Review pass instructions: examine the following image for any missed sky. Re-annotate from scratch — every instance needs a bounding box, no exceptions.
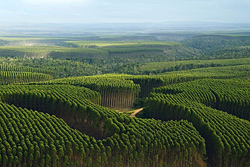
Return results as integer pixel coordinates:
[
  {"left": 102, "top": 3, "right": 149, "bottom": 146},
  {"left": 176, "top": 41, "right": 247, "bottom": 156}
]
[{"left": 0, "top": 0, "right": 250, "bottom": 24}]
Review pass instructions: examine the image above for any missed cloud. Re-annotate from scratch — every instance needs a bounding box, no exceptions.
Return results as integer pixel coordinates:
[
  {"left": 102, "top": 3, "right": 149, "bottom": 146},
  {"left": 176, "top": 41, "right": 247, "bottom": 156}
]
[
  {"left": 0, "top": 10, "right": 13, "bottom": 14},
  {"left": 0, "top": 10, "right": 30, "bottom": 16},
  {"left": 23, "top": 0, "right": 89, "bottom": 5}
]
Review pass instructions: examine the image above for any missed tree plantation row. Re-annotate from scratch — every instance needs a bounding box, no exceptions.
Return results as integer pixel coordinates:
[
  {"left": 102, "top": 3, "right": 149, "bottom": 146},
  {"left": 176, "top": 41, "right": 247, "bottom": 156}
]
[
  {"left": 0, "top": 57, "right": 250, "bottom": 166},
  {"left": 141, "top": 79, "right": 250, "bottom": 166},
  {"left": 0, "top": 85, "right": 206, "bottom": 167}
]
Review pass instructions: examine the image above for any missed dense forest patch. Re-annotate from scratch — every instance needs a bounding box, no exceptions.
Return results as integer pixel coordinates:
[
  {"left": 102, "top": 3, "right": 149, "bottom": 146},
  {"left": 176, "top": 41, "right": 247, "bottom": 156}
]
[{"left": 0, "top": 34, "right": 250, "bottom": 166}]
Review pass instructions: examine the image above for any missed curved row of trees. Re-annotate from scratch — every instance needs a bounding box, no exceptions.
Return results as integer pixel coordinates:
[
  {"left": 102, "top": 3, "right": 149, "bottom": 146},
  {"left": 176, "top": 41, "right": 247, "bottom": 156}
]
[
  {"left": 0, "top": 64, "right": 54, "bottom": 76},
  {"left": 0, "top": 84, "right": 207, "bottom": 166},
  {"left": 1, "top": 61, "right": 250, "bottom": 166},
  {"left": 153, "top": 79, "right": 250, "bottom": 120},
  {"left": 141, "top": 78, "right": 250, "bottom": 167},
  {"left": 0, "top": 71, "right": 54, "bottom": 85},
  {"left": 32, "top": 75, "right": 141, "bottom": 109}
]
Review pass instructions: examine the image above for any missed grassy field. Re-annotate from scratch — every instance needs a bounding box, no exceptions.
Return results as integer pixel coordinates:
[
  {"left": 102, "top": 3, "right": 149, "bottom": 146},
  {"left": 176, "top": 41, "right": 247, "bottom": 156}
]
[
  {"left": 0, "top": 37, "right": 62, "bottom": 41},
  {"left": 65, "top": 40, "right": 181, "bottom": 47},
  {"left": 0, "top": 38, "right": 182, "bottom": 59},
  {"left": 0, "top": 46, "right": 109, "bottom": 58}
]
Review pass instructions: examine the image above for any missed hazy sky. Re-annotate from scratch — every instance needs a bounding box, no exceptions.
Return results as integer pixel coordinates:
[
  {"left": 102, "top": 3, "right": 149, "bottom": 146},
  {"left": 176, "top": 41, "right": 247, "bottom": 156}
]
[{"left": 1, "top": 0, "right": 250, "bottom": 24}]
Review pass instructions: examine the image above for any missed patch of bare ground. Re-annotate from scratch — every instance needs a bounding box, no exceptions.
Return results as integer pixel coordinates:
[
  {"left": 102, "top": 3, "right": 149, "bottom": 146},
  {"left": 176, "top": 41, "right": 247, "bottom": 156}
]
[
  {"left": 130, "top": 108, "right": 143, "bottom": 117},
  {"left": 115, "top": 108, "right": 143, "bottom": 117}
]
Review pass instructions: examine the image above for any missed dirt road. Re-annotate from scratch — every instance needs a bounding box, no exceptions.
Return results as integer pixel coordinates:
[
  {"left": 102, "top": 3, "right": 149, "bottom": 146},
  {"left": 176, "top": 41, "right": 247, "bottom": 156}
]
[{"left": 130, "top": 108, "right": 143, "bottom": 117}]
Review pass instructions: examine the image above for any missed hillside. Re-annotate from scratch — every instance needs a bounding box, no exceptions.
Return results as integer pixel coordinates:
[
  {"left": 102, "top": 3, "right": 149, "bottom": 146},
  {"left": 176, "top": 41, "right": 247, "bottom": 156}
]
[{"left": 0, "top": 34, "right": 250, "bottom": 166}]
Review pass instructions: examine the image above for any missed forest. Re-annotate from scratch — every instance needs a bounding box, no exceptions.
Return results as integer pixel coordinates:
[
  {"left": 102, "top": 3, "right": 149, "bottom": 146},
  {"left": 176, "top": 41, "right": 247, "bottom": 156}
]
[{"left": 0, "top": 33, "right": 249, "bottom": 167}]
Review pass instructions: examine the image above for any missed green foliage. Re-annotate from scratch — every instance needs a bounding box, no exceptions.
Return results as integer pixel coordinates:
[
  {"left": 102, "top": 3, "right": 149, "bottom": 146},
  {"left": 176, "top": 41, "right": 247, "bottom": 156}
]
[
  {"left": 142, "top": 78, "right": 250, "bottom": 166},
  {"left": 0, "top": 71, "right": 53, "bottom": 85},
  {"left": 0, "top": 46, "right": 108, "bottom": 58},
  {"left": 0, "top": 63, "right": 54, "bottom": 75},
  {"left": 210, "top": 46, "right": 250, "bottom": 59},
  {"left": 0, "top": 38, "right": 202, "bottom": 77},
  {"left": 65, "top": 40, "right": 181, "bottom": 48},
  {"left": 0, "top": 83, "right": 206, "bottom": 167},
  {"left": 0, "top": 56, "right": 100, "bottom": 78},
  {"left": 140, "top": 58, "right": 250, "bottom": 74},
  {"left": 1, "top": 34, "right": 250, "bottom": 166},
  {"left": 183, "top": 35, "right": 250, "bottom": 55},
  {"left": 0, "top": 63, "right": 54, "bottom": 85},
  {"left": 30, "top": 74, "right": 141, "bottom": 108}
]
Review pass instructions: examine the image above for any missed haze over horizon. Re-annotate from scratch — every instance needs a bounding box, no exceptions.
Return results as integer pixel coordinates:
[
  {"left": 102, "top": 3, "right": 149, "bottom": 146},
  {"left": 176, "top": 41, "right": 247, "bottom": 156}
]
[{"left": 1, "top": 0, "right": 250, "bottom": 25}]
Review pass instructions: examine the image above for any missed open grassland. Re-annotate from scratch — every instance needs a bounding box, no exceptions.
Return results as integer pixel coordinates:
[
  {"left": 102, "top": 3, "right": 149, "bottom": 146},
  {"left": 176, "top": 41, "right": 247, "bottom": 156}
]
[
  {"left": 0, "top": 46, "right": 108, "bottom": 58},
  {"left": 0, "top": 40, "right": 185, "bottom": 59},
  {"left": 0, "top": 45, "right": 106, "bottom": 53},
  {"left": 0, "top": 37, "right": 65, "bottom": 41},
  {"left": 65, "top": 40, "right": 181, "bottom": 48}
]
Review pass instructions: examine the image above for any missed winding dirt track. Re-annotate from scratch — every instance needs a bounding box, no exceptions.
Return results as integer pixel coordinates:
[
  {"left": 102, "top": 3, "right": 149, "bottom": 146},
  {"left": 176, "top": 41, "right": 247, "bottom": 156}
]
[{"left": 130, "top": 108, "right": 143, "bottom": 117}]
